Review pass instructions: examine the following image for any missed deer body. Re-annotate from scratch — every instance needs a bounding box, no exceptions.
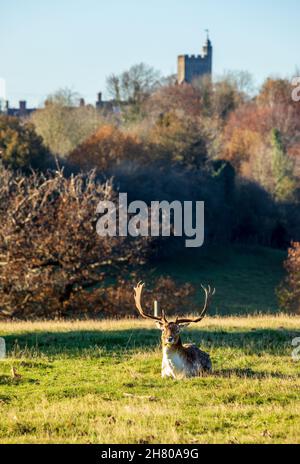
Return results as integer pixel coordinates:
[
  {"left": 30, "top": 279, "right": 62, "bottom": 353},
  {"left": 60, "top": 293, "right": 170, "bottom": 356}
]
[
  {"left": 162, "top": 342, "right": 212, "bottom": 379},
  {"left": 133, "top": 282, "right": 215, "bottom": 379}
]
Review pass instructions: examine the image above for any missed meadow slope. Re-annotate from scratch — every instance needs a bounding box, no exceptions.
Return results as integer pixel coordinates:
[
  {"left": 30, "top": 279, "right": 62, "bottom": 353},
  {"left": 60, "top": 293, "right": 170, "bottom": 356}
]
[
  {"left": 0, "top": 316, "right": 299, "bottom": 444},
  {"left": 153, "top": 245, "right": 286, "bottom": 314}
]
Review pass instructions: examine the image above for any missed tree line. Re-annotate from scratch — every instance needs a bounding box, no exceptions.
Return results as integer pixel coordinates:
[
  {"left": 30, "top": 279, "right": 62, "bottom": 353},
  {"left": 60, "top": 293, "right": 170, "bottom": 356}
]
[{"left": 0, "top": 64, "right": 299, "bottom": 316}]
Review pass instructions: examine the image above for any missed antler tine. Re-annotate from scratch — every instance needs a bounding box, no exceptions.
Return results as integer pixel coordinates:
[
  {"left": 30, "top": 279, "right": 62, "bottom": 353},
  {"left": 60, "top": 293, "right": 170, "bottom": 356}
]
[
  {"left": 175, "top": 284, "right": 215, "bottom": 324},
  {"left": 161, "top": 309, "right": 168, "bottom": 323},
  {"left": 133, "top": 281, "right": 165, "bottom": 322}
]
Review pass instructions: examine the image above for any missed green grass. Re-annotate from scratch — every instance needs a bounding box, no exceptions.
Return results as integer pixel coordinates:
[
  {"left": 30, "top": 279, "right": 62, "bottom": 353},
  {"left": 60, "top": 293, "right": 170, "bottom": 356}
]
[
  {"left": 149, "top": 245, "right": 286, "bottom": 314},
  {"left": 0, "top": 316, "right": 299, "bottom": 444}
]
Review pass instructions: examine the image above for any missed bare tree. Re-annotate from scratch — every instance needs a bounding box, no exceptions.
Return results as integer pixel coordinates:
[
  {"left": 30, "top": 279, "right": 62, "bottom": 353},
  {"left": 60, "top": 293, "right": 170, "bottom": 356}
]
[{"left": 106, "top": 63, "right": 161, "bottom": 107}]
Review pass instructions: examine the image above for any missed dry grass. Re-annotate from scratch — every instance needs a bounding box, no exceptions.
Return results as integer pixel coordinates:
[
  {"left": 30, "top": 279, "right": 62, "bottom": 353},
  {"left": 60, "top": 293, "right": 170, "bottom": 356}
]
[
  {"left": 0, "top": 315, "right": 299, "bottom": 444},
  {"left": 1, "top": 313, "right": 298, "bottom": 332}
]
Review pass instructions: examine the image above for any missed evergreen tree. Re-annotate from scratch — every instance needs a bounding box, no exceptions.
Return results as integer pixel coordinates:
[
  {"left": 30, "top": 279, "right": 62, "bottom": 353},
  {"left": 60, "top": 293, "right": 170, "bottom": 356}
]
[{"left": 271, "top": 128, "right": 296, "bottom": 202}]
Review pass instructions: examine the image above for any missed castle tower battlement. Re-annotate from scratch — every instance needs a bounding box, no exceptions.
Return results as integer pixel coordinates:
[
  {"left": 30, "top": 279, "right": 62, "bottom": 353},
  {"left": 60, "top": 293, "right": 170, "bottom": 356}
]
[{"left": 178, "top": 36, "right": 212, "bottom": 84}]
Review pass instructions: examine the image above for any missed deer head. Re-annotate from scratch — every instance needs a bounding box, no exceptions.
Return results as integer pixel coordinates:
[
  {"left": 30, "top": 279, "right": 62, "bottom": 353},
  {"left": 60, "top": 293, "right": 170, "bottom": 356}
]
[{"left": 133, "top": 281, "right": 215, "bottom": 346}]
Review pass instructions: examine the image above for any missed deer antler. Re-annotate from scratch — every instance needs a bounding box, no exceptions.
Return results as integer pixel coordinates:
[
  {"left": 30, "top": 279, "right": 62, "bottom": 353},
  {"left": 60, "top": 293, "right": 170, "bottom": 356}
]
[
  {"left": 134, "top": 281, "right": 167, "bottom": 322},
  {"left": 175, "top": 285, "right": 215, "bottom": 324}
]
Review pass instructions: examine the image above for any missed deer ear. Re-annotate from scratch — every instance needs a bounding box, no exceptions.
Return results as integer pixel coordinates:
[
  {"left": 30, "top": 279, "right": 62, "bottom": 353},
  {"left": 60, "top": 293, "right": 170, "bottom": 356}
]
[{"left": 155, "top": 321, "right": 164, "bottom": 330}]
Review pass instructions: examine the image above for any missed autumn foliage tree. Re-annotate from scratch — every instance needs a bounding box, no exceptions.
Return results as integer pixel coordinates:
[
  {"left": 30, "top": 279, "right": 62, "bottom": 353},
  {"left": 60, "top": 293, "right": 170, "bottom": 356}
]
[
  {"left": 0, "top": 168, "right": 150, "bottom": 318},
  {"left": 0, "top": 115, "right": 47, "bottom": 170},
  {"left": 146, "top": 112, "right": 208, "bottom": 168},
  {"left": 257, "top": 78, "right": 292, "bottom": 108},
  {"left": 31, "top": 89, "right": 104, "bottom": 158},
  {"left": 277, "top": 242, "right": 300, "bottom": 313},
  {"left": 68, "top": 125, "right": 149, "bottom": 172},
  {"left": 223, "top": 87, "right": 299, "bottom": 202},
  {"left": 146, "top": 83, "right": 202, "bottom": 118}
]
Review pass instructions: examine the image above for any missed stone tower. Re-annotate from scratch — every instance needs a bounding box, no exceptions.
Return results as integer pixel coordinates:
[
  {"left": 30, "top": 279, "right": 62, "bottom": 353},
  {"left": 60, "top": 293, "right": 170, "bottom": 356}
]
[{"left": 177, "top": 35, "right": 212, "bottom": 84}]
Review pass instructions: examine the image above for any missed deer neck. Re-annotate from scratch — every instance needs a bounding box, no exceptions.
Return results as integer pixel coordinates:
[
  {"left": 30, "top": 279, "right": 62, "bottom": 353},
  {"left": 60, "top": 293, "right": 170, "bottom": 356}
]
[
  {"left": 162, "top": 337, "right": 187, "bottom": 377},
  {"left": 162, "top": 336, "right": 183, "bottom": 354}
]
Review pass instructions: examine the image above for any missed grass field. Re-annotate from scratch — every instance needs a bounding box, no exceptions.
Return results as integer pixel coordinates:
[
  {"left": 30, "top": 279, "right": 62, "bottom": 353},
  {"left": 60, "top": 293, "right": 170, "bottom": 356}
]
[
  {"left": 0, "top": 316, "right": 300, "bottom": 444},
  {"left": 151, "top": 245, "right": 286, "bottom": 314}
]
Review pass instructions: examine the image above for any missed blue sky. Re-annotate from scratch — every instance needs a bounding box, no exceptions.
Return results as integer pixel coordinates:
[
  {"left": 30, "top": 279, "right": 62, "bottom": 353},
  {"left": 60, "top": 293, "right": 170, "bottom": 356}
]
[{"left": 1, "top": 0, "right": 300, "bottom": 107}]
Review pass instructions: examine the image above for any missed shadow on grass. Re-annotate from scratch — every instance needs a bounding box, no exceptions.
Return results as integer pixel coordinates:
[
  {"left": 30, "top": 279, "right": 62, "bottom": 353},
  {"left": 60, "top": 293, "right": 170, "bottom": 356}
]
[
  {"left": 2, "top": 327, "right": 299, "bottom": 357},
  {"left": 213, "top": 368, "right": 298, "bottom": 379},
  {"left": 0, "top": 375, "right": 13, "bottom": 385}
]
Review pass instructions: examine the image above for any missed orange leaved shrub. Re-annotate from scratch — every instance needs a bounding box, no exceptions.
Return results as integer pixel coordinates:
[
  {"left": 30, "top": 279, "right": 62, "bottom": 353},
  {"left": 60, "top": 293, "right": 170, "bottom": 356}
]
[{"left": 68, "top": 124, "right": 148, "bottom": 172}]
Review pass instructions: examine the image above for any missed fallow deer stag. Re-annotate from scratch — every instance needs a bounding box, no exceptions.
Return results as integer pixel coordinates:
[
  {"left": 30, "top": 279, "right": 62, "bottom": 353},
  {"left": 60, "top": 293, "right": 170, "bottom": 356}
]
[{"left": 133, "top": 282, "right": 215, "bottom": 379}]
